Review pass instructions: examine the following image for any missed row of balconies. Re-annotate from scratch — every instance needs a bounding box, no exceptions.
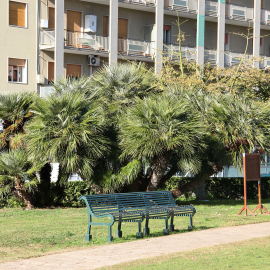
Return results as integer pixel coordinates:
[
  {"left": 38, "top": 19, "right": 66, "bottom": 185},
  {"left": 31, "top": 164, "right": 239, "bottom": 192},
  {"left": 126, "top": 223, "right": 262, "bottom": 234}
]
[
  {"left": 40, "top": 29, "right": 270, "bottom": 69},
  {"left": 121, "top": 0, "right": 270, "bottom": 24}
]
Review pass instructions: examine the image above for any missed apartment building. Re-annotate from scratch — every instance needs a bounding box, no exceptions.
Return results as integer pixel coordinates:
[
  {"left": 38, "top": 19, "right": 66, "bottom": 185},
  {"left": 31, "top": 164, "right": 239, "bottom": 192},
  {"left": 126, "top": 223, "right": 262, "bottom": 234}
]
[{"left": 2, "top": 0, "right": 270, "bottom": 96}]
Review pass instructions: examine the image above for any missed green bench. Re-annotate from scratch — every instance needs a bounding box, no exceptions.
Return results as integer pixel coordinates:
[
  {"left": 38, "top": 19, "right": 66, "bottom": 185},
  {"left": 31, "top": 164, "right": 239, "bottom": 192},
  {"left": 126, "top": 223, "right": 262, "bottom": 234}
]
[{"left": 79, "top": 191, "right": 196, "bottom": 242}]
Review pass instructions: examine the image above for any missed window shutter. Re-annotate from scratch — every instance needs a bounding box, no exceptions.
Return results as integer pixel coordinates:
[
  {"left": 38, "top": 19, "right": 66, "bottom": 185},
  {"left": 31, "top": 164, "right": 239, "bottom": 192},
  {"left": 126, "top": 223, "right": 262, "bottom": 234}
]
[
  {"left": 118, "top": 18, "right": 128, "bottom": 38},
  {"left": 163, "top": 25, "right": 171, "bottom": 31},
  {"left": 66, "top": 64, "right": 81, "bottom": 78},
  {"left": 103, "top": 16, "right": 108, "bottom": 36},
  {"left": 48, "top": 62, "right": 54, "bottom": 82},
  {"left": 9, "top": 1, "right": 26, "bottom": 27},
  {"left": 67, "top": 10, "right": 82, "bottom": 32},
  {"left": 9, "top": 58, "right": 26, "bottom": 67},
  {"left": 49, "top": 7, "right": 55, "bottom": 29},
  {"left": 225, "top": 33, "right": 228, "bottom": 44}
]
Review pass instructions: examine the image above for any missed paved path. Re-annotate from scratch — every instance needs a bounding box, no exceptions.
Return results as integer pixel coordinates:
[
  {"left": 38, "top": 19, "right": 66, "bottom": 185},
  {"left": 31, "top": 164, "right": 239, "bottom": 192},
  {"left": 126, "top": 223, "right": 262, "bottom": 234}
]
[{"left": 1, "top": 222, "right": 270, "bottom": 270}]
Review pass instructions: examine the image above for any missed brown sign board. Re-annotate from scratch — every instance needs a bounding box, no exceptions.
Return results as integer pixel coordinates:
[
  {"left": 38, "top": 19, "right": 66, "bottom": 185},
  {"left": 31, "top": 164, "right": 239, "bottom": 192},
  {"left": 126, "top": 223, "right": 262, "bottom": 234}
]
[{"left": 243, "top": 153, "right": 261, "bottom": 181}]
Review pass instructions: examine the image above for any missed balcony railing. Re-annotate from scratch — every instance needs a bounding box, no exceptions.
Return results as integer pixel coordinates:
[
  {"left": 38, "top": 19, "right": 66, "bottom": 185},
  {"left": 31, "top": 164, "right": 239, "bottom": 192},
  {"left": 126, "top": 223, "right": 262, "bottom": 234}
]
[
  {"left": 164, "top": 0, "right": 197, "bottom": 13},
  {"left": 224, "top": 52, "right": 253, "bottom": 67},
  {"left": 204, "top": 49, "right": 217, "bottom": 65},
  {"left": 163, "top": 44, "right": 196, "bottom": 61},
  {"left": 120, "top": 0, "right": 156, "bottom": 5},
  {"left": 226, "top": 4, "right": 253, "bottom": 22},
  {"left": 40, "top": 30, "right": 55, "bottom": 47},
  {"left": 261, "top": 9, "right": 270, "bottom": 25},
  {"left": 205, "top": 1, "right": 218, "bottom": 17},
  {"left": 65, "top": 31, "right": 109, "bottom": 51}
]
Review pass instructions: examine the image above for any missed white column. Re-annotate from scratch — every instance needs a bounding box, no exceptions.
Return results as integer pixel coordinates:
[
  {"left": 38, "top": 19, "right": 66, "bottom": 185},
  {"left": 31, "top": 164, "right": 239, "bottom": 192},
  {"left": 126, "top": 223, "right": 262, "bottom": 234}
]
[
  {"left": 109, "top": 0, "right": 118, "bottom": 65},
  {"left": 197, "top": 0, "right": 205, "bottom": 67},
  {"left": 155, "top": 0, "right": 164, "bottom": 74},
  {"left": 217, "top": 0, "right": 225, "bottom": 68},
  {"left": 55, "top": 0, "right": 64, "bottom": 80},
  {"left": 253, "top": 0, "right": 261, "bottom": 68}
]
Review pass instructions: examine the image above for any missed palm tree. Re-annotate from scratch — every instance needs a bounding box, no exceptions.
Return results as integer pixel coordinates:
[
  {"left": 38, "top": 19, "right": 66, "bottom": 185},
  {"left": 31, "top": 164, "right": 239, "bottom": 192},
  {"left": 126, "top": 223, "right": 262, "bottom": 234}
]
[
  {"left": 119, "top": 89, "right": 207, "bottom": 191},
  {"left": 25, "top": 91, "right": 109, "bottom": 184},
  {"left": 0, "top": 149, "right": 38, "bottom": 209},
  {"left": 171, "top": 93, "right": 270, "bottom": 197},
  {"left": 0, "top": 92, "right": 35, "bottom": 150}
]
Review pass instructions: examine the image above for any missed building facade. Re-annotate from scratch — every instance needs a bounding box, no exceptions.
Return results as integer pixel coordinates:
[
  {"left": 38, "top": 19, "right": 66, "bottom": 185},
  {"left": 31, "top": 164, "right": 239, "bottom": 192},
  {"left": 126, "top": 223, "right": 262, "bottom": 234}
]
[{"left": 2, "top": 0, "right": 270, "bottom": 95}]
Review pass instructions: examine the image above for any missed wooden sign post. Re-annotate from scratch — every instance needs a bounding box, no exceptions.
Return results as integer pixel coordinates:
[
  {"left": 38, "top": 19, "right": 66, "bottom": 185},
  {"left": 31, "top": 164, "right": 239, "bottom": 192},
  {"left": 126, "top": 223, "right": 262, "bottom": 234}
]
[{"left": 238, "top": 153, "right": 269, "bottom": 216}]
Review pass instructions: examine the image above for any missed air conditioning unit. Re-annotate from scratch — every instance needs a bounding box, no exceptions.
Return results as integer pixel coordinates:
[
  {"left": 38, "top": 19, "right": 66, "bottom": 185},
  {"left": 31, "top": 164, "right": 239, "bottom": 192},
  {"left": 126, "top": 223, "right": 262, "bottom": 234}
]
[
  {"left": 88, "top": 55, "right": 100, "bottom": 66},
  {"left": 37, "top": 74, "right": 45, "bottom": 84},
  {"left": 85, "top": 15, "right": 97, "bottom": 32}
]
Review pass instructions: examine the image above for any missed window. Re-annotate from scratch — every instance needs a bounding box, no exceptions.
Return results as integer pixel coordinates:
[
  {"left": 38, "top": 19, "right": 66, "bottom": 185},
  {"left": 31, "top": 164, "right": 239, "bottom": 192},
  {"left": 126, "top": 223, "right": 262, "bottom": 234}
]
[
  {"left": 163, "top": 25, "right": 171, "bottom": 44},
  {"left": 225, "top": 33, "right": 229, "bottom": 51},
  {"left": 8, "top": 58, "right": 27, "bottom": 83},
  {"left": 9, "top": 1, "right": 27, "bottom": 27},
  {"left": 66, "top": 64, "right": 81, "bottom": 80}
]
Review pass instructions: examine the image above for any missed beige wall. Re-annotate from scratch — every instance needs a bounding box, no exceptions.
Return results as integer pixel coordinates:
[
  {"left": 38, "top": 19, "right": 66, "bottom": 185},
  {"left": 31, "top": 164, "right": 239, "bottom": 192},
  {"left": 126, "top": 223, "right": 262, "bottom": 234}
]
[{"left": 0, "top": 0, "right": 37, "bottom": 93}]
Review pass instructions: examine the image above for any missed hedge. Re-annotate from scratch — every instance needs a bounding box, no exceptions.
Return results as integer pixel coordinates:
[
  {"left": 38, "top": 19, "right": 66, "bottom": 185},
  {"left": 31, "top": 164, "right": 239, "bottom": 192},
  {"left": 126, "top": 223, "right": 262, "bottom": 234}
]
[{"left": 1, "top": 177, "right": 270, "bottom": 208}]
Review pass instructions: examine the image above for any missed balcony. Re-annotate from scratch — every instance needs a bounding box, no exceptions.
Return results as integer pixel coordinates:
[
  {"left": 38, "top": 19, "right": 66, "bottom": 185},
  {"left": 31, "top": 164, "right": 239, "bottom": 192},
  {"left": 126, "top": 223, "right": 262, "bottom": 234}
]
[
  {"left": 226, "top": 4, "right": 253, "bottom": 22},
  {"left": 204, "top": 49, "right": 217, "bottom": 65},
  {"left": 205, "top": 1, "right": 218, "bottom": 17},
  {"left": 224, "top": 52, "right": 253, "bottom": 67},
  {"left": 120, "top": 0, "right": 156, "bottom": 6},
  {"left": 163, "top": 44, "right": 196, "bottom": 62},
  {"left": 261, "top": 9, "right": 270, "bottom": 25},
  {"left": 164, "top": 0, "right": 197, "bottom": 13},
  {"left": 40, "top": 30, "right": 154, "bottom": 59}
]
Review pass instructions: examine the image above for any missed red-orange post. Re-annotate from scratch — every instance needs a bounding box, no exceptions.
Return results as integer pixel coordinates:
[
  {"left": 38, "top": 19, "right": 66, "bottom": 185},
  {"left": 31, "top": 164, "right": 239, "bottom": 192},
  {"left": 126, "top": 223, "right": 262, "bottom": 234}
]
[
  {"left": 237, "top": 153, "right": 255, "bottom": 216},
  {"left": 252, "top": 180, "right": 270, "bottom": 215}
]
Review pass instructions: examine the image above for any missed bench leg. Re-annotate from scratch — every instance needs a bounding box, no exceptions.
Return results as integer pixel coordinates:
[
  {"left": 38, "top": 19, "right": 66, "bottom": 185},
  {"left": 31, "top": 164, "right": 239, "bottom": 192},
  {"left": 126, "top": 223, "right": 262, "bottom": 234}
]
[
  {"left": 107, "top": 225, "right": 113, "bottom": 242},
  {"left": 188, "top": 215, "right": 193, "bottom": 230},
  {"left": 116, "top": 221, "right": 123, "bottom": 238},
  {"left": 144, "top": 218, "right": 150, "bottom": 236},
  {"left": 169, "top": 216, "right": 175, "bottom": 231},
  {"left": 85, "top": 217, "right": 92, "bottom": 242},
  {"left": 136, "top": 221, "right": 143, "bottom": 238},
  {"left": 163, "top": 218, "right": 170, "bottom": 235}
]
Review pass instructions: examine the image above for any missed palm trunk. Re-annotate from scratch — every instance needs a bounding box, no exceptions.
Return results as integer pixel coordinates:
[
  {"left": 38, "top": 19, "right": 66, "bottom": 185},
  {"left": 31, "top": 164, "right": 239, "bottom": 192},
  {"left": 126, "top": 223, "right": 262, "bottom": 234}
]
[
  {"left": 147, "top": 152, "right": 171, "bottom": 191},
  {"left": 14, "top": 178, "right": 34, "bottom": 209}
]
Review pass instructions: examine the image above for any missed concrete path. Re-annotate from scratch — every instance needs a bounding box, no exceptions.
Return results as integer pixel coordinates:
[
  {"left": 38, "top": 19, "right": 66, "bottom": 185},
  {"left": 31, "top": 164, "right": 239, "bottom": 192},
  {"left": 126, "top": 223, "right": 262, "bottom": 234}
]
[{"left": 1, "top": 222, "right": 270, "bottom": 270}]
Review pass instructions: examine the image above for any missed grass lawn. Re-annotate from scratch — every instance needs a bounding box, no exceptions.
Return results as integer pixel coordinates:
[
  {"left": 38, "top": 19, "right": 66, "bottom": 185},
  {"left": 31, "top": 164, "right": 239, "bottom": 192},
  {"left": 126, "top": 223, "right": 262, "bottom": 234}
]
[
  {"left": 100, "top": 236, "right": 270, "bottom": 270},
  {"left": 0, "top": 199, "right": 270, "bottom": 263}
]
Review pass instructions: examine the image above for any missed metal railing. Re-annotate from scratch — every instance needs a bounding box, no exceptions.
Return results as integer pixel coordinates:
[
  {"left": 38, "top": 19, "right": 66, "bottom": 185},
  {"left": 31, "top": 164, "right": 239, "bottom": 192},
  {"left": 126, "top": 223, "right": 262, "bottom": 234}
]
[
  {"left": 226, "top": 4, "right": 253, "bottom": 21},
  {"left": 224, "top": 52, "right": 253, "bottom": 67},
  {"left": 119, "top": 0, "right": 156, "bottom": 5},
  {"left": 205, "top": 1, "right": 218, "bottom": 16},
  {"left": 163, "top": 44, "right": 196, "bottom": 61},
  {"left": 165, "top": 0, "right": 197, "bottom": 13},
  {"left": 204, "top": 49, "right": 217, "bottom": 65},
  {"left": 261, "top": 9, "right": 270, "bottom": 25},
  {"left": 40, "top": 30, "right": 55, "bottom": 46}
]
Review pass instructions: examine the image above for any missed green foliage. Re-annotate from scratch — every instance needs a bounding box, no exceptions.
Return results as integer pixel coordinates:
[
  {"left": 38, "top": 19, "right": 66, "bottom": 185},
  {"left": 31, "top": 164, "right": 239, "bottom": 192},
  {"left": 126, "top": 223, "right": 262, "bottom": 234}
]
[
  {"left": 25, "top": 91, "right": 110, "bottom": 181},
  {"left": 54, "top": 181, "right": 95, "bottom": 207},
  {"left": 165, "top": 177, "right": 270, "bottom": 200},
  {"left": 0, "top": 92, "right": 36, "bottom": 150}
]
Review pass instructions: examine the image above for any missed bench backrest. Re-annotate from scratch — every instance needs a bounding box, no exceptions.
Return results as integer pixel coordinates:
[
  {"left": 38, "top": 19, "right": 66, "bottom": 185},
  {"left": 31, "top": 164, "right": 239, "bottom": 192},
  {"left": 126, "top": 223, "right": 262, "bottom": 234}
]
[{"left": 80, "top": 191, "right": 177, "bottom": 215}]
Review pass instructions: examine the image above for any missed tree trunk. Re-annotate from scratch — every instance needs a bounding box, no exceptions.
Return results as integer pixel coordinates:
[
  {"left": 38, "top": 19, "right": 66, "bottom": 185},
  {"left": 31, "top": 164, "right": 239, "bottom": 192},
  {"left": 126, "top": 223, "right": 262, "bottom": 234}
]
[
  {"left": 195, "top": 182, "right": 206, "bottom": 200},
  {"left": 147, "top": 152, "right": 171, "bottom": 191},
  {"left": 14, "top": 178, "right": 34, "bottom": 209},
  {"left": 130, "top": 169, "right": 152, "bottom": 192}
]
